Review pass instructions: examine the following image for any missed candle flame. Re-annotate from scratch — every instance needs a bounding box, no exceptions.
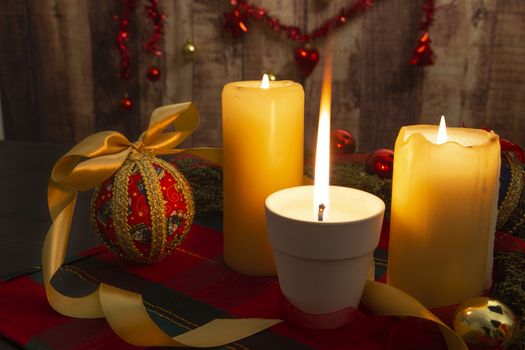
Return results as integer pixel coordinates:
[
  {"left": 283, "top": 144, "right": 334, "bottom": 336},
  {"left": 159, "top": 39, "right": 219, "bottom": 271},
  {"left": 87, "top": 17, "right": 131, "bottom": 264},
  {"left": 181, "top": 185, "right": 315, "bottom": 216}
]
[
  {"left": 313, "top": 40, "right": 333, "bottom": 220},
  {"left": 436, "top": 115, "right": 447, "bottom": 144},
  {"left": 261, "top": 74, "right": 270, "bottom": 89}
]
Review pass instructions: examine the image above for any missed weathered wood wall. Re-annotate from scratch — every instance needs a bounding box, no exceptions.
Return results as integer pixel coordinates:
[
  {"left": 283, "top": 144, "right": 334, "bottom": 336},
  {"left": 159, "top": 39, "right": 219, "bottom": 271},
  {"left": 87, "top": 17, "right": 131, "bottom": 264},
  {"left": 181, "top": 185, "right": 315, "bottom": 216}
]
[{"left": 1, "top": 0, "right": 524, "bottom": 151}]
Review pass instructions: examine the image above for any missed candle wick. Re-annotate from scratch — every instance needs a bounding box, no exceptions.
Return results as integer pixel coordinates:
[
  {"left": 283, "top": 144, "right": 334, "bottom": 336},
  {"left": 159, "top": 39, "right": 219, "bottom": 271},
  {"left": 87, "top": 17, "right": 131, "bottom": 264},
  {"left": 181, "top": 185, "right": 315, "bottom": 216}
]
[{"left": 318, "top": 203, "right": 326, "bottom": 222}]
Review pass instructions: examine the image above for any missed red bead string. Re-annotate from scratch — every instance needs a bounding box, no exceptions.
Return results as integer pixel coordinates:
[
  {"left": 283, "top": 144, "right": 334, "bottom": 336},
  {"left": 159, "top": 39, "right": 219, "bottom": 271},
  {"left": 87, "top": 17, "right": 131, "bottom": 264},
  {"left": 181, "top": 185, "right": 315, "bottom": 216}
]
[
  {"left": 144, "top": 0, "right": 164, "bottom": 56},
  {"left": 115, "top": 0, "right": 165, "bottom": 110},
  {"left": 115, "top": 0, "right": 136, "bottom": 81},
  {"left": 224, "top": 0, "right": 437, "bottom": 75},
  {"left": 224, "top": 0, "right": 373, "bottom": 43},
  {"left": 144, "top": 0, "right": 165, "bottom": 82},
  {"left": 410, "top": 0, "right": 435, "bottom": 66},
  {"left": 223, "top": 0, "right": 373, "bottom": 76}
]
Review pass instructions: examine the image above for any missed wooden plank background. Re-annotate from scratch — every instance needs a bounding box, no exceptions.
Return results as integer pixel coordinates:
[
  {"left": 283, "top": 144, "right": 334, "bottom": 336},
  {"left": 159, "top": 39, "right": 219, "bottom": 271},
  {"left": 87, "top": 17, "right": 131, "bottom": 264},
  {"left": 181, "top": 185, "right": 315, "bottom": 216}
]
[{"left": 0, "top": 0, "right": 524, "bottom": 151}]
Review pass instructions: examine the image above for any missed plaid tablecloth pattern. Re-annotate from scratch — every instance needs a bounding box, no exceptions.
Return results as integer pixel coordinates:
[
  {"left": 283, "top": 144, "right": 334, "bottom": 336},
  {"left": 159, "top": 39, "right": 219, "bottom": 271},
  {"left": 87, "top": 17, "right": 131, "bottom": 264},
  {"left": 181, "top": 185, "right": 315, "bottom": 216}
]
[{"left": 0, "top": 219, "right": 473, "bottom": 350}]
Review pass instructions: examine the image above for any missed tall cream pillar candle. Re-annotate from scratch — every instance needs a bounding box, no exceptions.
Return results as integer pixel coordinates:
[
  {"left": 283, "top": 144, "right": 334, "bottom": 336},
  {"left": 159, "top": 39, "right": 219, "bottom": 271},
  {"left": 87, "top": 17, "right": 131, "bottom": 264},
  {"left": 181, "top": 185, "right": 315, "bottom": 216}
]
[
  {"left": 388, "top": 121, "right": 500, "bottom": 308},
  {"left": 222, "top": 78, "right": 304, "bottom": 276}
]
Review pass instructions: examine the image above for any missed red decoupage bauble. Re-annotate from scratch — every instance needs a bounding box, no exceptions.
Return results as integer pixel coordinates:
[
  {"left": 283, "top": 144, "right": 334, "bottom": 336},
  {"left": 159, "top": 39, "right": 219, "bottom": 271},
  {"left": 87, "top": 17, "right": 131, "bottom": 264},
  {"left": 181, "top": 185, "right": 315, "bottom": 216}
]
[
  {"left": 365, "top": 149, "right": 394, "bottom": 179},
  {"left": 91, "top": 149, "right": 195, "bottom": 264},
  {"left": 331, "top": 129, "right": 356, "bottom": 155}
]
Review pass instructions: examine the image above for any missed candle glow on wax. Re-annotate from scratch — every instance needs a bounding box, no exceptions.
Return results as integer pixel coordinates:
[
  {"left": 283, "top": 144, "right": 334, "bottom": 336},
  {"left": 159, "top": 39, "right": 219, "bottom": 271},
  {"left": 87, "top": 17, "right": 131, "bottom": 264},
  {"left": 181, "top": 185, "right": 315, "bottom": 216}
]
[
  {"left": 313, "top": 42, "right": 333, "bottom": 221},
  {"left": 261, "top": 74, "right": 270, "bottom": 89},
  {"left": 436, "top": 115, "right": 447, "bottom": 144},
  {"left": 388, "top": 118, "right": 501, "bottom": 307},
  {"left": 222, "top": 75, "right": 304, "bottom": 275}
]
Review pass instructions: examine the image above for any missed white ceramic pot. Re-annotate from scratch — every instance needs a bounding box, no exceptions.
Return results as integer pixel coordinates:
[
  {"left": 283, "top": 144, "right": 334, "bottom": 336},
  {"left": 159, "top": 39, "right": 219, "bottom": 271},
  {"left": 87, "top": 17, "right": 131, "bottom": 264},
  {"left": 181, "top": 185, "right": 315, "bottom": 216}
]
[{"left": 265, "top": 185, "right": 385, "bottom": 329}]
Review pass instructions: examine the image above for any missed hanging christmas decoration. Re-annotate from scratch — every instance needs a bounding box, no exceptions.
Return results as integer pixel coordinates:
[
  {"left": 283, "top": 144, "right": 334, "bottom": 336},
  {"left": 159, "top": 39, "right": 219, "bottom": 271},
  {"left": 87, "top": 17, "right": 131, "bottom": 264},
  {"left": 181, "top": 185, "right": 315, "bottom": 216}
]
[
  {"left": 331, "top": 129, "right": 356, "bottom": 155},
  {"left": 224, "top": 0, "right": 374, "bottom": 76},
  {"left": 410, "top": 0, "right": 435, "bottom": 66},
  {"left": 115, "top": 0, "right": 166, "bottom": 109},
  {"left": 146, "top": 65, "right": 161, "bottom": 81},
  {"left": 120, "top": 96, "right": 134, "bottom": 111},
  {"left": 182, "top": 40, "right": 197, "bottom": 59},
  {"left": 365, "top": 149, "right": 394, "bottom": 179},
  {"left": 144, "top": 0, "right": 165, "bottom": 81},
  {"left": 91, "top": 149, "right": 195, "bottom": 264},
  {"left": 115, "top": 0, "right": 137, "bottom": 109},
  {"left": 225, "top": 0, "right": 437, "bottom": 76},
  {"left": 295, "top": 45, "right": 320, "bottom": 76},
  {"left": 115, "top": 0, "right": 136, "bottom": 81}
]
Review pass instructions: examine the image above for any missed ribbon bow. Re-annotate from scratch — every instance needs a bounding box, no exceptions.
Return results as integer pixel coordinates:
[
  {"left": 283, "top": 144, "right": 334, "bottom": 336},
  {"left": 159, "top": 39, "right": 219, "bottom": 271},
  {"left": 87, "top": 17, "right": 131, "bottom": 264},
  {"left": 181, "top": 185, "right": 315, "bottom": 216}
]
[
  {"left": 43, "top": 103, "right": 279, "bottom": 347},
  {"left": 43, "top": 102, "right": 467, "bottom": 349}
]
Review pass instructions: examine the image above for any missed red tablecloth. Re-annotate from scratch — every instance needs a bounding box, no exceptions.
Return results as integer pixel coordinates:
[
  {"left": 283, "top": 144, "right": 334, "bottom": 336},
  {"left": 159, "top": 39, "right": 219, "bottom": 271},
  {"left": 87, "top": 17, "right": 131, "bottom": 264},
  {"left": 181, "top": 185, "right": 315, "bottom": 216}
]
[{"left": 2, "top": 221, "right": 520, "bottom": 350}]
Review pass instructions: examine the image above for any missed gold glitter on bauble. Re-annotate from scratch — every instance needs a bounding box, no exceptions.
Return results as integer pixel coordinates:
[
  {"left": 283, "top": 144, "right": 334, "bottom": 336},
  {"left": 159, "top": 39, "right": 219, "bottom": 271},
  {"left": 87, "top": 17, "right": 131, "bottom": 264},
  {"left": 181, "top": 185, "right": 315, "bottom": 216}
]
[
  {"left": 91, "top": 149, "right": 195, "bottom": 264},
  {"left": 453, "top": 297, "right": 518, "bottom": 347},
  {"left": 182, "top": 40, "right": 196, "bottom": 59}
]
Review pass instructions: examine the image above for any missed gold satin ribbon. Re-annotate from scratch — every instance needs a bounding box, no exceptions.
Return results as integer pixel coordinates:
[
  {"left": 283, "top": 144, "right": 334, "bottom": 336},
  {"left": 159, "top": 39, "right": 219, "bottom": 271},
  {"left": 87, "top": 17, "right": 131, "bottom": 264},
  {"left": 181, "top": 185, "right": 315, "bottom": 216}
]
[
  {"left": 43, "top": 102, "right": 466, "bottom": 348},
  {"left": 362, "top": 281, "right": 467, "bottom": 349},
  {"left": 43, "top": 102, "right": 279, "bottom": 346}
]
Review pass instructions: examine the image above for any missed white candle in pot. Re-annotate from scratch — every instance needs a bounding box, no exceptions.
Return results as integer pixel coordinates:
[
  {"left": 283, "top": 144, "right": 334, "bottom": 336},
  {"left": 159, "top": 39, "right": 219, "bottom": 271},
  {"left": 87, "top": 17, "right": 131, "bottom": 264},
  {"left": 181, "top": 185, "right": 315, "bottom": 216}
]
[{"left": 265, "top": 49, "right": 385, "bottom": 328}]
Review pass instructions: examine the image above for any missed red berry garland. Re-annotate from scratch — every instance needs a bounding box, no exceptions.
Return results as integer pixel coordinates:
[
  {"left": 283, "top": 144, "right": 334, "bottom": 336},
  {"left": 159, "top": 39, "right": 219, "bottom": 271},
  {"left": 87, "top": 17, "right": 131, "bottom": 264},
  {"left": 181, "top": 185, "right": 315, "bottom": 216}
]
[
  {"left": 115, "top": 0, "right": 136, "bottom": 81},
  {"left": 144, "top": 0, "right": 165, "bottom": 82},
  {"left": 115, "top": 0, "right": 166, "bottom": 110},
  {"left": 224, "top": 0, "right": 436, "bottom": 76},
  {"left": 410, "top": 0, "right": 435, "bottom": 66},
  {"left": 224, "top": 0, "right": 373, "bottom": 76}
]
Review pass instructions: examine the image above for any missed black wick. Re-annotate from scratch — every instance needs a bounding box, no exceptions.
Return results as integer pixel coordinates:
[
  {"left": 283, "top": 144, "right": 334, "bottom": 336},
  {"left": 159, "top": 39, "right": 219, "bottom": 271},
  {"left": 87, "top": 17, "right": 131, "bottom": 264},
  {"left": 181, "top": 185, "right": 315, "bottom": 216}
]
[{"left": 318, "top": 203, "right": 326, "bottom": 222}]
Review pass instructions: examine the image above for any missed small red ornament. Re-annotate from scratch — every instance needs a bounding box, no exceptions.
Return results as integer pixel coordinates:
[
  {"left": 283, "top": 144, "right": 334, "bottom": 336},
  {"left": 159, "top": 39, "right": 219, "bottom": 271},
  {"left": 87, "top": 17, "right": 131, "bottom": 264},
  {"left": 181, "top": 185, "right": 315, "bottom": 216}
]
[
  {"left": 146, "top": 66, "right": 161, "bottom": 81},
  {"left": 295, "top": 46, "right": 319, "bottom": 76},
  {"left": 331, "top": 129, "right": 356, "bottom": 154},
  {"left": 121, "top": 96, "right": 133, "bottom": 111},
  {"left": 365, "top": 149, "right": 394, "bottom": 179}
]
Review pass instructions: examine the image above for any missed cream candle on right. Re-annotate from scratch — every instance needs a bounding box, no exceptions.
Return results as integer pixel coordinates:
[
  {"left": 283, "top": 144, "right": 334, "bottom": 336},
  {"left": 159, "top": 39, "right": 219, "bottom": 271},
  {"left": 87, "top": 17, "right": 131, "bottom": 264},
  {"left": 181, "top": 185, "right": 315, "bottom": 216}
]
[{"left": 388, "top": 120, "right": 500, "bottom": 308}]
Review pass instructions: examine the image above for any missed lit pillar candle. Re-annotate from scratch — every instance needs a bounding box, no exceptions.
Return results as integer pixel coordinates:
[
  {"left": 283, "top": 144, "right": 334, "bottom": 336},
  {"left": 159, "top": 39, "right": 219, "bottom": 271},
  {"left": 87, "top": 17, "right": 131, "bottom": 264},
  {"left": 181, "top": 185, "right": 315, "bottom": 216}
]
[
  {"left": 388, "top": 117, "right": 500, "bottom": 308},
  {"left": 222, "top": 75, "right": 304, "bottom": 276}
]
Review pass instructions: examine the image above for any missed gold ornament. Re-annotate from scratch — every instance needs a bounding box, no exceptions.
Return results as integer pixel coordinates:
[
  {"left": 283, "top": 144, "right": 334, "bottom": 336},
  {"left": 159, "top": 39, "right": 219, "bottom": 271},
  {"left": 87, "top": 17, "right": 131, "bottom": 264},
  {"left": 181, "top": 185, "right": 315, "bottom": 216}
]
[
  {"left": 182, "top": 40, "right": 196, "bottom": 59},
  {"left": 453, "top": 297, "right": 518, "bottom": 347}
]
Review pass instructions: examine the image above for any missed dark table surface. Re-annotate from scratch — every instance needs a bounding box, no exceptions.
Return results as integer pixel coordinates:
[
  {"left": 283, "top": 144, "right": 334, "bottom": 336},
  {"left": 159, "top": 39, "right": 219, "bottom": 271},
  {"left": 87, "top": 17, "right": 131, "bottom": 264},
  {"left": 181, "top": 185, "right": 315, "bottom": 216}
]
[
  {"left": 0, "top": 140, "right": 100, "bottom": 278},
  {"left": 0, "top": 140, "right": 101, "bottom": 349}
]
